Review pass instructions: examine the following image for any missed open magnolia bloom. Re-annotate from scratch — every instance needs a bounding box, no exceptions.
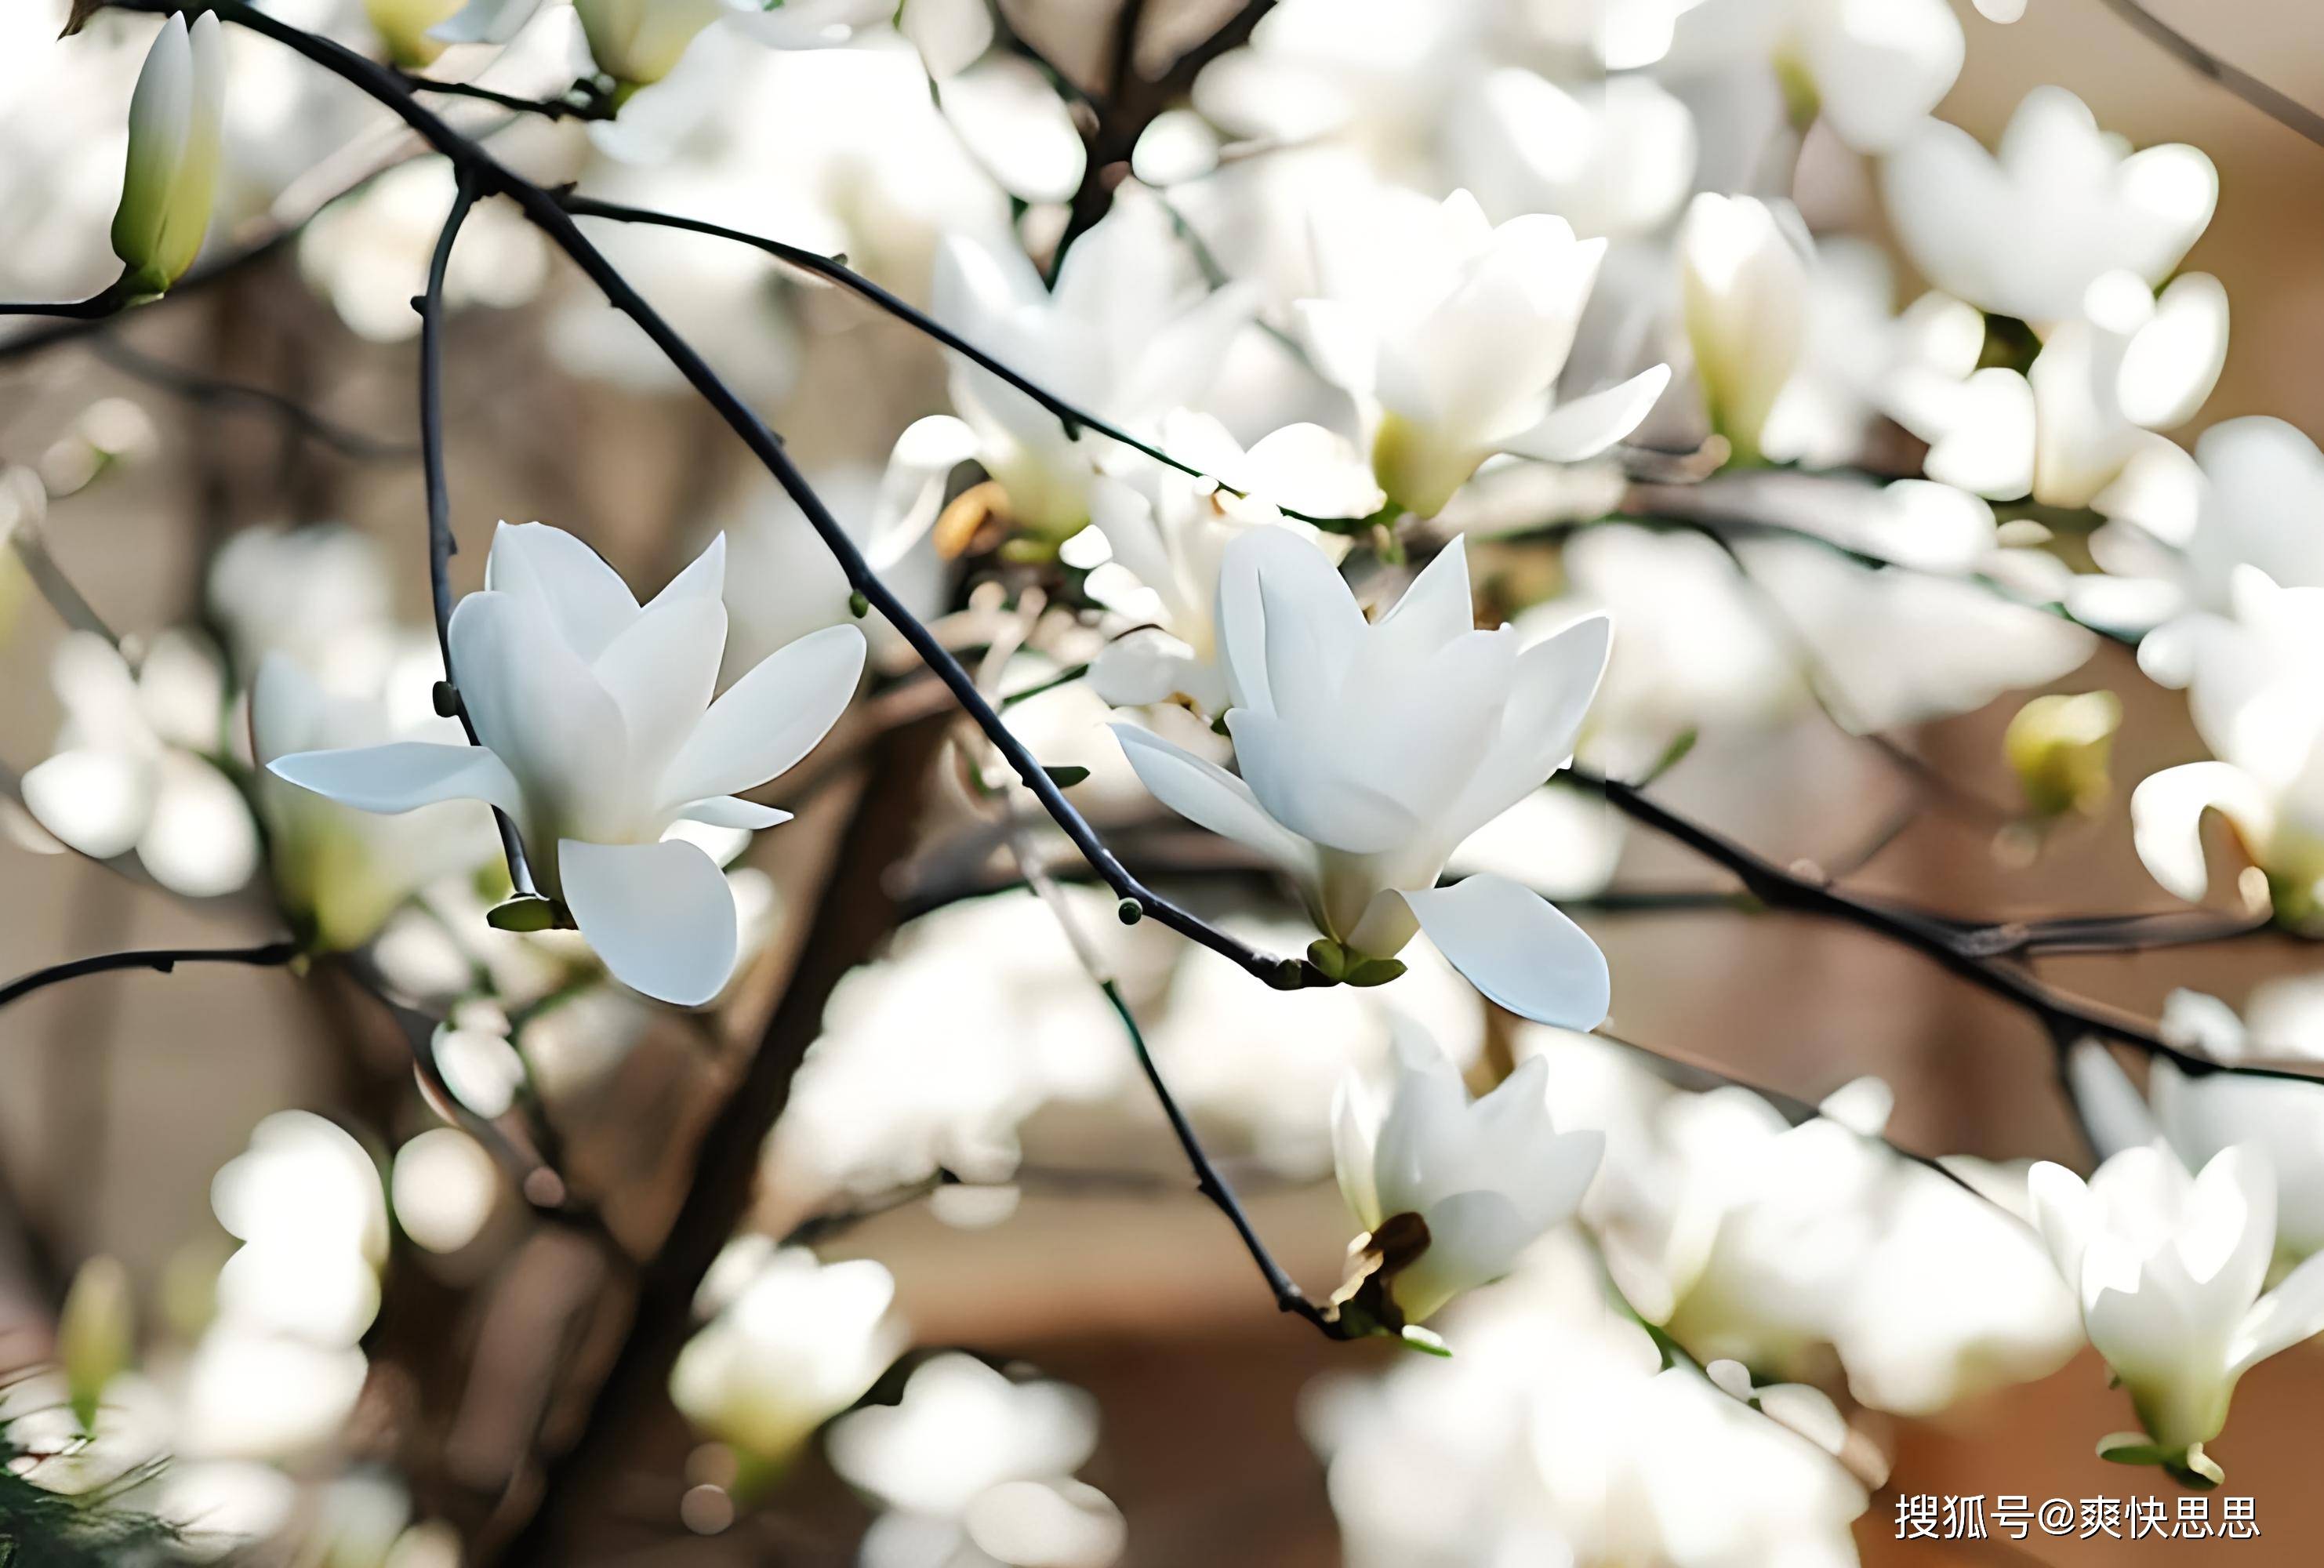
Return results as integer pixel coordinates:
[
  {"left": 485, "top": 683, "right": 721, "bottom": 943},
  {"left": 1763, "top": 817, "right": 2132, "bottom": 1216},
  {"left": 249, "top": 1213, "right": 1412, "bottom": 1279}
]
[
  {"left": 930, "top": 191, "right": 1256, "bottom": 543},
  {"left": 1294, "top": 187, "right": 1669, "bottom": 518},
  {"left": 1112, "top": 529, "right": 1613, "bottom": 1026},
  {"left": 1083, "top": 412, "right": 1378, "bottom": 716},
  {"left": 2071, "top": 1034, "right": 2324, "bottom": 1266},
  {"left": 2130, "top": 568, "right": 2324, "bottom": 927},
  {"left": 111, "top": 10, "right": 224, "bottom": 296},
  {"left": 2096, "top": 416, "right": 2324, "bottom": 634},
  {"left": 1657, "top": 0, "right": 1963, "bottom": 153},
  {"left": 1331, "top": 1027, "right": 1603, "bottom": 1327},
  {"left": 2030, "top": 1145, "right": 2324, "bottom": 1482},
  {"left": 1884, "top": 86, "right": 2217, "bottom": 327},
  {"left": 270, "top": 522, "right": 864, "bottom": 1005}
]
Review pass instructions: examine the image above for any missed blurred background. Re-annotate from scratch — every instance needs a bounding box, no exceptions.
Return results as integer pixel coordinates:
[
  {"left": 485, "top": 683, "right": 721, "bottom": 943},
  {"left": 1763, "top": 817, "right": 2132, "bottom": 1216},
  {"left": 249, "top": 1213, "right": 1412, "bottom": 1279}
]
[{"left": 5, "top": 0, "right": 2324, "bottom": 1563}]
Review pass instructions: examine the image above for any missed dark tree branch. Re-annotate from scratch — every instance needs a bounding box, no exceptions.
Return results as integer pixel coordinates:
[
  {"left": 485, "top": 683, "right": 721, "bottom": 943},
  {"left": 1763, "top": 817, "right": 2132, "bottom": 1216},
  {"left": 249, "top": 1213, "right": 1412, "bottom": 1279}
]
[
  {"left": 1579, "top": 769, "right": 2324, "bottom": 1090},
  {"left": 395, "top": 71, "right": 615, "bottom": 122},
  {"left": 88, "top": 335, "right": 416, "bottom": 460},
  {"left": 0, "top": 280, "right": 132, "bottom": 320},
  {"left": 2094, "top": 0, "right": 2324, "bottom": 148},
  {"left": 551, "top": 194, "right": 1365, "bottom": 528},
  {"left": 0, "top": 941, "right": 299, "bottom": 1010}
]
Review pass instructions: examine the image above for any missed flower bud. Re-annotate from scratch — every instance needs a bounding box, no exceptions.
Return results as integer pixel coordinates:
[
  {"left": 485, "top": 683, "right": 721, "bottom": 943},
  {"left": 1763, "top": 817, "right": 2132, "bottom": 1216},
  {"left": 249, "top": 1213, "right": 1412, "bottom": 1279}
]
[
  {"left": 573, "top": 0, "right": 725, "bottom": 91},
  {"left": 1679, "top": 194, "right": 1808, "bottom": 466},
  {"left": 60, "top": 1254, "right": 135, "bottom": 1433},
  {"left": 366, "top": 0, "right": 463, "bottom": 68},
  {"left": 2005, "top": 690, "right": 2120, "bottom": 818},
  {"left": 111, "top": 13, "right": 226, "bottom": 297}
]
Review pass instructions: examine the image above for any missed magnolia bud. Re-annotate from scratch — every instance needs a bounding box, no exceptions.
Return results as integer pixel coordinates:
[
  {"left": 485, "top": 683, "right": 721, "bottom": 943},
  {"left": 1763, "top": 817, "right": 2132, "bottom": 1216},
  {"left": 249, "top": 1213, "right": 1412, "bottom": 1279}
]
[
  {"left": 111, "top": 13, "right": 226, "bottom": 297},
  {"left": 60, "top": 1255, "right": 135, "bottom": 1433},
  {"left": 572, "top": 0, "right": 726, "bottom": 91},
  {"left": 1678, "top": 194, "right": 1808, "bottom": 466},
  {"left": 366, "top": 0, "right": 464, "bottom": 67},
  {"left": 2005, "top": 690, "right": 2120, "bottom": 818}
]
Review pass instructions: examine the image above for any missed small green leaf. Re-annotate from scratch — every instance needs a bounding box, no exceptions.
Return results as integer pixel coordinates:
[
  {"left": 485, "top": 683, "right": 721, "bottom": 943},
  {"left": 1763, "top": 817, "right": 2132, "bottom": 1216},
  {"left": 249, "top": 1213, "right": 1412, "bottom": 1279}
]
[
  {"left": 1042, "top": 764, "right": 1091, "bottom": 789},
  {"left": 1306, "top": 938, "right": 1349, "bottom": 981},
  {"left": 1342, "top": 956, "right": 1407, "bottom": 988},
  {"left": 487, "top": 896, "right": 563, "bottom": 933}
]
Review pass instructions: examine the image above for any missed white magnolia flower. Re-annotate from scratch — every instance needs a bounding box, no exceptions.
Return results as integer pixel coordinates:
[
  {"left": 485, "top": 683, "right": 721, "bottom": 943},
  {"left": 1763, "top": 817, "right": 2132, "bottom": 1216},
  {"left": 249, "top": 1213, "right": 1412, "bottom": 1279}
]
[
  {"left": 2130, "top": 568, "right": 2324, "bottom": 925},
  {"left": 269, "top": 522, "right": 864, "bottom": 1006},
  {"left": 21, "top": 630, "right": 259, "bottom": 898},
  {"left": 1295, "top": 187, "right": 1669, "bottom": 518},
  {"left": 826, "top": 1353, "right": 1097, "bottom": 1520},
  {"left": 112, "top": 12, "right": 225, "bottom": 296},
  {"left": 1677, "top": 194, "right": 1808, "bottom": 466},
  {"left": 1447, "top": 68, "right": 1698, "bottom": 241},
  {"left": 1113, "top": 530, "right": 1614, "bottom": 1025},
  {"left": 430, "top": 0, "right": 888, "bottom": 89},
  {"left": 930, "top": 191, "right": 1255, "bottom": 541},
  {"left": 1332, "top": 1028, "right": 1603, "bottom": 1325},
  {"left": 1084, "top": 412, "right": 1377, "bottom": 715},
  {"left": 1884, "top": 86, "right": 2217, "bottom": 325},
  {"left": 2071, "top": 1033, "right": 2324, "bottom": 1265},
  {"left": 1657, "top": 0, "right": 1964, "bottom": 153},
  {"left": 2031, "top": 1144, "right": 2324, "bottom": 1477},
  {"left": 670, "top": 1247, "right": 905, "bottom": 1472},
  {"left": 2097, "top": 416, "right": 2324, "bottom": 631},
  {"left": 1758, "top": 237, "right": 1984, "bottom": 469}
]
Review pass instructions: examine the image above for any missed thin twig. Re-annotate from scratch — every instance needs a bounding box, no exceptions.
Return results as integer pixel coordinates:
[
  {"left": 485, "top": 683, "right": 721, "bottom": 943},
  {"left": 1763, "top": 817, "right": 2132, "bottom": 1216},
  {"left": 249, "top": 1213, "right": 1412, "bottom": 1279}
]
[
  {"left": 0, "top": 282, "right": 131, "bottom": 321},
  {"left": 88, "top": 335, "right": 416, "bottom": 460},
  {"left": 395, "top": 71, "right": 615, "bottom": 122},
  {"left": 552, "top": 193, "right": 1366, "bottom": 529},
  {"left": 2094, "top": 0, "right": 2324, "bottom": 148},
  {"left": 0, "top": 941, "right": 299, "bottom": 1010}
]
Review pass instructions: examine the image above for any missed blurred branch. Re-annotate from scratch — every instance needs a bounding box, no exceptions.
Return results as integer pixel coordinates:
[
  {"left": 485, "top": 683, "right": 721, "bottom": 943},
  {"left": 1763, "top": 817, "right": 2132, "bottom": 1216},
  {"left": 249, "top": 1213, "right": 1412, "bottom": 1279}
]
[
  {"left": 492, "top": 711, "right": 953, "bottom": 1564},
  {"left": 1578, "top": 769, "right": 2324, "bottom": 1092},
  {"left": 2096, "top": 0, "right": 2324, "bottom": 148},
  {"left": 552, "top": 194, "right": 1367, "bottom": 529},
  {"left": 86, "top": 334, "right": 416, "bottom": 461},
  {"left": 0, "top": 939, "right": 299, "bottom": 1010},
  {"left": 0, "top": 281, "right": 132, "bottom": 321}
]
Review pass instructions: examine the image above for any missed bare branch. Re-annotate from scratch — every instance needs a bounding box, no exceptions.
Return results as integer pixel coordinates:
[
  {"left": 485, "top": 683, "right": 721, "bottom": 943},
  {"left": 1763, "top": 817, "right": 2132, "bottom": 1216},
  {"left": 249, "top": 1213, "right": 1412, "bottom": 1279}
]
[{"left": 0, "top": 940, "right": 300, "bottom": 1010}]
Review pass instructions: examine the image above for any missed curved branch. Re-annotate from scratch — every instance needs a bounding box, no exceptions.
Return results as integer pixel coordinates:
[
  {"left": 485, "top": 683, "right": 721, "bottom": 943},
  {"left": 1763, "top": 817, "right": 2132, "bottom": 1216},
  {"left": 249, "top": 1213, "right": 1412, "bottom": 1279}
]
[
  {"left": 395, "top": 71, "right": 614, "bottom": 122},
  {"left": 552, "top": 193, "right": 1367, "bottom": 529},
  {"left": 0, "top": 941, "right": 300, "bottom": 1010},
  {"left": 0, "top": 281, "right": 131, "bottom": 320},
  {"left": 2096, "top": 0, "right": 2324, "bottom": 148},
  {"left": 89, "top": 335, "right": 417, "bottom": 461}
]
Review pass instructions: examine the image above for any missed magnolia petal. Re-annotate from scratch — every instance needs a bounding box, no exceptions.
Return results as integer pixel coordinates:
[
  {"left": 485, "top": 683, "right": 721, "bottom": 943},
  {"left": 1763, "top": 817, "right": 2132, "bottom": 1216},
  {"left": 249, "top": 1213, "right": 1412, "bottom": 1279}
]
[
  {"left": 2027, "top": 1159, "right": 2097, "bottom": 1286},
  {"left": 449, "top": 590, "right": 625, "bottom": 829},
  {"left": 1226, "top": 710, "right": 1420, "bottom": 855},
  {"left": 484, "top": 521, "right": 640, "bottom": 661},
  {"left": 1331, "top": 1076, "right": 1382, "bottom": 1232},
  {"left": 593, "top": 596, "right": 728, "bottom": 775},
  {"left": 140, "top": 752, "right": 259, "bottom": 898},
  {"left": 21, "top": 749, "right": 153, "bottom": 861},
  {"left": 2064, "top": 1039, "right": 2166, "bottom": 1160},
  {"left": 645, "top": 532, "right": 728, "bottom": 613},
  {"left": 1088, "top": 631, "right": 1204, "bottom": 710},
  {"left": 266, "top": 742, "right": 523, "bottom": 819},
  {"left": 1399, "top": 873, "right": 1609, "bottom": 1028},
  {"left": 2231, "top": 1250, "right": 2324, "bottom": 1376},
  {"left": 1215, "top": 525, "right": 1364, "bottom": 716},
  {"left": 2130, "top": 761, "right": 2275, "bottom": 903},
  {"left": 674, "top": 797, "right": 794, "bottom": 830},
  {"left": 427, "top": 0, "right": 543, "bottom": 45},
  {"left": 1371, "top": 535, "right": 1479, "bottom": 667},
  {"left": 1396, "top": 1189, "right": 1540, "bottom": 1322},
  {"left": 1109, "top": 723, "right": 1308, "bottom": 869},
  {"left": 558, "top": 837, "right": 739, "bottom": 1007},
  {"left": 1501, "top": 365, "right": 1672, "bottom": 463},
  {"left": 870, "top": 415, "right": 980, "bottom": 567},
  {"left": 658, "top": 623, "right": 866, "bottom": 811}
]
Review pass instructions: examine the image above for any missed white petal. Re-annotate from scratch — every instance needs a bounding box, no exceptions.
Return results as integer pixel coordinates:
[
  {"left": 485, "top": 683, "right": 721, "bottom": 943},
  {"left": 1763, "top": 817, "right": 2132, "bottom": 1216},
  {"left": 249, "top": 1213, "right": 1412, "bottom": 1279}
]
[
  {"left": 1226, "top": 710, "right": 1422, "bottom": 854},
  {"left": 674, "top": 797, "right": 794, "bottom": 829},
  {"left": 2231, "top": 1250, "right": 2324, "bottom": 1374},
  {"left": 593, "top": 596, "right": 728, "bottom": 776},
  {"left": 21, "top": 750, "right": 154, "bottom": 860},
  {"left": 267, "top": 742, "right": 523, "bottom": 818},
  {"left": 645, "top": 532, "right": 728, "bottom": 612},
  {"left": 2130, "top": 761, "right": 2276, "bottom": 903},
  {"left": 2117, "top": 273, "right": 2228, "bottom": 430},
  {"left": 657, "top": 623, "right": 865, "bottom": 811},
  {"left": 1332, "top": 1075, "right": 1382, "bottom": 1231},
  {"left": 427, "top": 0, "right": 542, "bottom": 44},
  {"left": 1109, "top": 723, "right": 1309, "bottom": 869},
  {"left": 484, "top": 521, "right": 640, "bottom": 662},
  {"left": 1371, "top": 535, "right": 1479, "bottom": 666},
  {"left": 2065, "top": 1039, "right": 2166, "bottom": 1160},
  {"left": 1399, "top": 873, "right": 1609, "bottom": 1027},
  {"left": 559, "top": 837, "right": 739, "bottom": 1006},
  {"left": 2027, "top": 1159, "right": 2096, "bottom": 1285},
  {"left": 1395, "top": 1189, "right": 1538, "bottom": 1321},
  {"left": 1215, "top": 526, "right": 1364, "bottom": 716},
  {"left": 1807, "top": 0, "right": 1965, "bottom": 154},
  {"left": 139, "top": 752, "right": 260, "bottom": 898},
  {"left": 1499, "top": 365, "right": 1672, "bottom": 463},
  {"left": 448, "top": 590, "right": 626, "bottom": 830}
]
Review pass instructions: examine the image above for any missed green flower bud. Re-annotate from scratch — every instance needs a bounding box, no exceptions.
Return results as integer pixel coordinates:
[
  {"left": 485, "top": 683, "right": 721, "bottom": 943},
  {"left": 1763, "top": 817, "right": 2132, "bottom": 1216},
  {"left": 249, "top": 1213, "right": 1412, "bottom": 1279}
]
[
  {"left": 2006, "top": 690, "right": 2121, "bottom": 817},
  {"left": 111, "top": 13, "right": 226, "bottom": 298}
]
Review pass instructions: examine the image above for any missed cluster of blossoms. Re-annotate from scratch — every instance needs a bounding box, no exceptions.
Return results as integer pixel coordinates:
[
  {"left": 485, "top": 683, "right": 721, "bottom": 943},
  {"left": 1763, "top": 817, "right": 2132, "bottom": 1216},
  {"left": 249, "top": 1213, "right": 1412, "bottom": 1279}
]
[{"left": 16, "top": 0, "right": 2324, "bottom": 1561}]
